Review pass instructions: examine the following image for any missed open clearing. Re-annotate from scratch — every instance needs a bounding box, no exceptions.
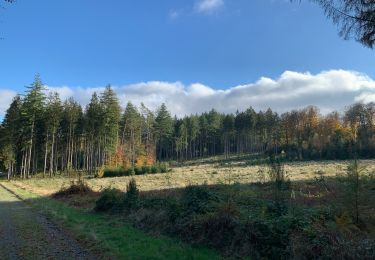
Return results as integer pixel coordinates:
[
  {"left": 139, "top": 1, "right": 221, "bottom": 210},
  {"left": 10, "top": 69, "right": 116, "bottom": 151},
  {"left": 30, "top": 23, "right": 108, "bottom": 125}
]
[
  {"left": 10, "top": 159, "right": 375, "bottom": 195},
  {"left": 2, "top": 159, "right": 375, "bottom": 259}
]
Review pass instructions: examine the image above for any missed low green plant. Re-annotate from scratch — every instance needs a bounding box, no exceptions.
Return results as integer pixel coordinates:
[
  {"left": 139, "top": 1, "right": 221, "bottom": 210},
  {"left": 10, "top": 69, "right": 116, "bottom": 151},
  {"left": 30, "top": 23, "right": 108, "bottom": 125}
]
[
  {"left": 159, "top": 162, "right": 169, "bottom": 173},
  {"left": 124, "top": 178, "right": 139, "bottom": 210},
  {"left": 181, "top": 185, "right": 219, "bottom": 215},
  {"left": 267, "top": 156, "right": 290, "bottom": 215},
  {"left": 142, "top": 165, "right": 151, "bottom": 174},
  {"left": 346, "top": 159, "right": 366, "bottom": 224},
  {"left": 95, "top": 188, "right": 123, "bottom": 212},
  {"left": 151, "top": 165, "right": 158, "bottom": 174}
]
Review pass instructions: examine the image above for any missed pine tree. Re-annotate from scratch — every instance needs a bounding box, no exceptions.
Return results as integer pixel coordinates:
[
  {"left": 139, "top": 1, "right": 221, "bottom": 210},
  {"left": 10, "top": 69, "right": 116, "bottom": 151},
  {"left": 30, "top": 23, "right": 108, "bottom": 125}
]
[
  {"left": 0, "top": 96, "right": 22, "bottom": 178},
  {"left": 101, "top": 85, "right": 121, "bottom": 164},
  {"left": 44, "top": 92, "right": 62, "bottom": 177},
  {"left": 121, "top": 102, "right": 142, "bottom": 167},
  {"left": 154, "top": 103, "right": 173, "bottom": 160},
  {"left": 21, "top": 74, "right": 45, "bottom": 178}
]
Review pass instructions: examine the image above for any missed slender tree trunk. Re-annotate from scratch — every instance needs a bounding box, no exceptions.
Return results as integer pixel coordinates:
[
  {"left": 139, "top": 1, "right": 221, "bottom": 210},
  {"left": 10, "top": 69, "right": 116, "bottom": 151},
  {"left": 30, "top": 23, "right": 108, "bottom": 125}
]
[
  {"left": 49, "top": 128, "right": 55, "bottom": 177},
  {"left": 43, "top": 132, "right": 49, "bottom": 178}
]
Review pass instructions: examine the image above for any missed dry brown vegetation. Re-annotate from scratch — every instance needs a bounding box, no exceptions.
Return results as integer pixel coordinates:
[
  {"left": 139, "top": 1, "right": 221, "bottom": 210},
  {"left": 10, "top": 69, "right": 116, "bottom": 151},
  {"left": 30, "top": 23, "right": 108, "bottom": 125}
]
[
  {"left": 9, "top": 159, "right": 375, "bottom": 196},
  {"left": 4, "top": 158, "right": 375, "bottom": 258}
]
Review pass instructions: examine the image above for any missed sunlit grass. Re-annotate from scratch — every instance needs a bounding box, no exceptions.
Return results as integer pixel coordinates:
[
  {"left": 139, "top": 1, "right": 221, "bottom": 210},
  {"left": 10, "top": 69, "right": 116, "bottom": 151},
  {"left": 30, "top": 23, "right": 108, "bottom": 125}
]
[
  {"left": 7, "top": 159, "right": 375, "bottom": 196},
  {"left": 1, "top": 182, "right": 219, "bottom": 260}
]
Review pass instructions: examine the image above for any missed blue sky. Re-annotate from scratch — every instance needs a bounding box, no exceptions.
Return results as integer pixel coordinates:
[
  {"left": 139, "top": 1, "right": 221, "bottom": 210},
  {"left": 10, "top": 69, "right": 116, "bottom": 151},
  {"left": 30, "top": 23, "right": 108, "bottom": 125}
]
[{"left": 0, "top": 0, "right": 375, "bottom": 117}]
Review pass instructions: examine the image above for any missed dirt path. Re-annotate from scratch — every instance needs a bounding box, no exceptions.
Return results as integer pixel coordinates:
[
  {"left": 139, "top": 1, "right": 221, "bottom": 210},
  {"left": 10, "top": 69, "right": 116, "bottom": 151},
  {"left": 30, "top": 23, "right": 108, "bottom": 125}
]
[{"left": 0, "top": 185, "right": 95, "bottom": 260}]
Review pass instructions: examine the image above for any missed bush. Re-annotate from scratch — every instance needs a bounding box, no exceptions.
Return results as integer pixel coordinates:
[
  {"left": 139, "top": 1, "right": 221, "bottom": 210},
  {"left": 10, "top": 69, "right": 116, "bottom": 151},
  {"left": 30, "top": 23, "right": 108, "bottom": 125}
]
[
  {"left": 99, "top": 167, "right": 128, "bottom": 178},
  {"left": 151, "top": 165, "right": 158, "bottom": 174},
  {"left": 97, "top": 163, "right": 168, "bottom": 178},
  {"left": 128, "top": 167, "right": 135, "bottom": 176},
  {"left": 53, "top": 179, "right": 93, "bottom": 198},
  {"left": 134, "top": 167, "right": 143, "bottom": 175},
  {"left": 94, "top": 188, "right": 124, "bottom": 212},
  {"left": 159, "top": 162, "right": 169, "bottom": 173},
  {"left": 142, "top": 165, "right": 151, "bottom": 174},
  {"left": 181, "top": 185, "right": 220, "bottom": 215},
  {"left": 124, "top": 178, "right": 139, "bottom": 210}
]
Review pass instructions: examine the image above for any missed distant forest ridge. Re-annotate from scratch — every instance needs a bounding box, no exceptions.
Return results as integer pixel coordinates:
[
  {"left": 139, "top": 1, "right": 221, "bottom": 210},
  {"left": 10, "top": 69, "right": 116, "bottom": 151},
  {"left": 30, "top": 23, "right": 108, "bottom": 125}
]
[{"left": 0, "top": 75, "right": 372, "bottom": 178}]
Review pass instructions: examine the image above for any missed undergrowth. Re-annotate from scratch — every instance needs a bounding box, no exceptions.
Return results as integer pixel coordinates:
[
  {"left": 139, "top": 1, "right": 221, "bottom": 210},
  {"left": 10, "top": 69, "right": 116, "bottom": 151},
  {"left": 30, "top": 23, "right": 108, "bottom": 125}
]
[
  {"left": 92, "top": 171, "right": 375, "bottom": 259},
  {"left": 53, "top": 179, "right": 93, "bottom": 198}
]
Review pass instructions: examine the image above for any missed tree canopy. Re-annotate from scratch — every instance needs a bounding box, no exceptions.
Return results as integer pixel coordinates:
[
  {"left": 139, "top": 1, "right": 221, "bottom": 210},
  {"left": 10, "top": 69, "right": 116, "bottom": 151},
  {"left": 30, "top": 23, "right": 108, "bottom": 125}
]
[
  {"left": 2, "top": 75, "right": 375, "bottom": 178},
  {"left": 300, "top": 0, "right": 375, "bottom": 48}
]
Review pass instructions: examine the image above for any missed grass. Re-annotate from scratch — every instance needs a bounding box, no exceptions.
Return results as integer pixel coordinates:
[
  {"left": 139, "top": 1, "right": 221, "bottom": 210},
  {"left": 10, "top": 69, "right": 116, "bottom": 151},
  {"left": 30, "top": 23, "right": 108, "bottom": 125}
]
[
  {"left": 1, "top": 182, "right": 219, "bottom": 260},
  {"left": 3, "top": 158, "right": 375, "bottom": 258},
  {"left": 9, "top": 159, "right": 375, "bottom": 196}
]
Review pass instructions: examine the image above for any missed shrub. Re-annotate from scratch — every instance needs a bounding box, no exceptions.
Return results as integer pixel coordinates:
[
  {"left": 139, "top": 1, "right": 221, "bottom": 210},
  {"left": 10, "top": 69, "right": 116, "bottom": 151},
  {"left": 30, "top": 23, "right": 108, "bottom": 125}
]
[
  {"left": 53, "top": 179, "right": 93, "bottom": 198},
  {"left": 345, "top": 159, "right": 366, "bottom": 224},
  {"left": 96, "top": 163, "right": 169, "bottom": 178},
  {"left": 124, "top": 178, "right": 139, "bottom": 210},
  {"left": 267, "top": 156, "right": 290, "bottom": 215},
  {"left": 159, "top": 162, "right": 169, "bottom": 173},
  {"left": 128, "top": 167, "right": 135, "bottom": 176},
  {"left": 181, "top": 185, "right": 219, "bottom": 215},
  {"left": 142, "top": 165, "right": 151, "bottom": 174},
  {"left": 94, "top": 188, "right": 123, "bottom": 212},
  {"left": 99, "top": 167, "right": 128, "bottom": 178},
  {"left": 151, "top": 165, "right": 158, "bottom": 174},
  {"left": 134, "top": 167, "right": 143, "bottom": 175}
]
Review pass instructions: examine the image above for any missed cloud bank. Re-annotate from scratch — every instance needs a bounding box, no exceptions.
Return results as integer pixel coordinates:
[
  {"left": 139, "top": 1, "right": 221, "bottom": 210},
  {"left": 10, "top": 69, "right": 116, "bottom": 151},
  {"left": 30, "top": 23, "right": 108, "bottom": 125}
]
[{"left": 1, "top": 70, "right": 375, "bottom": 119}]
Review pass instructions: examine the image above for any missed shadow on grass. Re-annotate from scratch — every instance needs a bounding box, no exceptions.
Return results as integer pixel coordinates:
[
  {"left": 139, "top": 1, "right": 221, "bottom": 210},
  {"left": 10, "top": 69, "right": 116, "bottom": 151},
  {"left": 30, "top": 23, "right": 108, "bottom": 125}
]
[
  {"left": 80, "top": 176, "right": 375, "bottom": 259},
  {"left": 0, "top": 182, "right": 220, "bottom": 260},
  {"left": 2, "top": 173, "right": 375, "bottom": 259}
]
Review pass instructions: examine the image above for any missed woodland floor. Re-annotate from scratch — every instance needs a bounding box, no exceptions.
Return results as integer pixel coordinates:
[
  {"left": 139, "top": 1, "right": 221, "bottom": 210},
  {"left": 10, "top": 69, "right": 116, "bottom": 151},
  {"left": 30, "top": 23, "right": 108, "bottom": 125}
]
[{"left": 0, "top": 184, "right": 95, "bottom": 260}]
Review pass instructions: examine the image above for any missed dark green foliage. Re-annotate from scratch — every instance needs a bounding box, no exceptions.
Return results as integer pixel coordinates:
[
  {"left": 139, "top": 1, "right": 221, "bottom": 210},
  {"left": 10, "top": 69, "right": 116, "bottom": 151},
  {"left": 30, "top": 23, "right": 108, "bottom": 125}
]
[
  {"left": 345, "top": 159, "right": 365, "bottom": 224},
  {"left": 181, "top": 185, "right": 220, "bottom": 215},
  {"left": 99, "top": 163, "right": 170, "bottom": 178},
  {"left": 100, "top": 167, "right": 128, "bottom": 177},
  {"left": 92, "top": 175, "right": 375, "bottom": 259},
  {"left": 151, "top": 165, "right": 158, "bottom": 174},
  {"left": 94, "top": 188, "right": 123, "bottom": 212},
  {"left": 4, "top": 76, "right": 375, "bottom": 178},
  {"left": 158, "top": 162, "right": 169, "bottom": 173},
  {"left": 267, "top": 156, "right": 290, "bottom": 215},
  {"left": 298, "top": 0, "right": 375, "bottom": 48},
  {"left": 142, "top": 165, "right": 151, "bottom": 174},
  {"left": 124, "top": 178, "right": 139, "bottom": 210}
]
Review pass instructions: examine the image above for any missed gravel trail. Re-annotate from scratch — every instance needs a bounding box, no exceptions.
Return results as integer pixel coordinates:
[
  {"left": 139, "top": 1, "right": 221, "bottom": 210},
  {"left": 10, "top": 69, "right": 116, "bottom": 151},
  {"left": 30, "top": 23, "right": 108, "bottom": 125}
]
[{"left": 0, "top": 184, "right": 95, "bottom": 260}]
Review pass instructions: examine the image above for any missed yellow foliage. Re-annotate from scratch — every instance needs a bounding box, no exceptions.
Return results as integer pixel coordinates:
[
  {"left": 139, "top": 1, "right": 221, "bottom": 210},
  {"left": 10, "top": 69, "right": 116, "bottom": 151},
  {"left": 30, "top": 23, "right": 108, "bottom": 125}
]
[{"left": 107, "top": 144, "right": 156, "bottom": 169}]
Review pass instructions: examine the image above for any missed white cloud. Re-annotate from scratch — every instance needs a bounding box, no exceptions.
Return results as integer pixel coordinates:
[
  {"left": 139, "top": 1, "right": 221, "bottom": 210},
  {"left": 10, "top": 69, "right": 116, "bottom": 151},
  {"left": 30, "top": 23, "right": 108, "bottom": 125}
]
[
  {"left": 169, "top": 10, "right": 180, "bottom": 20},
  {"left": 2, "top": 70, "right": 375, "bottom": 120},
  {"left": 0, "top": 89, "right": 17, "bottom": 119},
  {"left": 195, "top": 0, "right": 224, "bottom": 14}
]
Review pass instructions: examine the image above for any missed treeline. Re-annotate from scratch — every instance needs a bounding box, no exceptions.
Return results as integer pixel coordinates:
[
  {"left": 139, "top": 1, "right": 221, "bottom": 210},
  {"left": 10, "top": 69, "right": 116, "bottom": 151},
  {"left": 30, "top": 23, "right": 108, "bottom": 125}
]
[{"left": 0, "top": 75, "right": 373, "bottom": 178}]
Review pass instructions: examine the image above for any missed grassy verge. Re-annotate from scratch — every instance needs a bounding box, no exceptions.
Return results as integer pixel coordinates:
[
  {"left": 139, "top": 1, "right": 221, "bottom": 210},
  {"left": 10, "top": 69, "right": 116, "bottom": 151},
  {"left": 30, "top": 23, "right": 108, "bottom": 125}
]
[{"left": 1, "top": 182, "right": 219, "bottom": 260}]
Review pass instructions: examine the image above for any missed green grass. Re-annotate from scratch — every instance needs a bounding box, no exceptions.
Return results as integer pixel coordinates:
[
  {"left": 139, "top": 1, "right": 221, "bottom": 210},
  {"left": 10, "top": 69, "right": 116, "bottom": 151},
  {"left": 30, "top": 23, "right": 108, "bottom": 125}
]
[{"left": 2, "top": 182, "right": 219, "bottom": 260}]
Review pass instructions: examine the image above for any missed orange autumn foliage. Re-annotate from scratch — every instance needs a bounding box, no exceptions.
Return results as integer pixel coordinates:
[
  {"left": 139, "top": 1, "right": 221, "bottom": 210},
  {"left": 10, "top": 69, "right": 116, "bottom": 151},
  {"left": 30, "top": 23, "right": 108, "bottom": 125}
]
[{"left": 107, "top": 144, "right": 156, "bottom": 169}]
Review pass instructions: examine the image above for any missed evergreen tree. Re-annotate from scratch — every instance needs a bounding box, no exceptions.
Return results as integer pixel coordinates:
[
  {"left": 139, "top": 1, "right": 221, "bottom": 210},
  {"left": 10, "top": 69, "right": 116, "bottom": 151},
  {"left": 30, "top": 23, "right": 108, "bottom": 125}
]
[
  {"left": 44, "top": 92, "right": 62, "bottom": 177},
  {"left": 21, "top": 74, "right": 46, "bottom": 178},
  {"left": 154, "top": 103, "right": 173, "bottom": 160},
  {"left": 101, "top": 85, "right": 121, "bottom": 163}
]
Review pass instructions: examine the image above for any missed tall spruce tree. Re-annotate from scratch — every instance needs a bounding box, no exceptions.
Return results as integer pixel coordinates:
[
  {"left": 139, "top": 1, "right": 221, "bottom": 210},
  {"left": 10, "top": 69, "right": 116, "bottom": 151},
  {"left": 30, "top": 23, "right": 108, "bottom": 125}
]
[
  {"left": 21, "top": 74, "right": 45, "bottom": 178},
  {"left": 154, "top": 103, "right": 173, "bottom": 160}
]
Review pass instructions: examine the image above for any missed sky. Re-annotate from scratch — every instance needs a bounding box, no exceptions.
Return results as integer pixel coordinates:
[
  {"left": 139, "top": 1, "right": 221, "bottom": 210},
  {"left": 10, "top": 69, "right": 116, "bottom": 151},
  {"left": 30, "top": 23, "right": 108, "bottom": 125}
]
[{"left": 0, "top": 0, "right": 374, "bottom": 118}]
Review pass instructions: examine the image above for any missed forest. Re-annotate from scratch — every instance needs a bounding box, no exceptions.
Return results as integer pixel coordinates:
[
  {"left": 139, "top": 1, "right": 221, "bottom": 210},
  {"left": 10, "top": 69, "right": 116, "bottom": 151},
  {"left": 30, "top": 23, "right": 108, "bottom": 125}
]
[{"left": 0, "top": 75, "right": 373, "bottom": 178}]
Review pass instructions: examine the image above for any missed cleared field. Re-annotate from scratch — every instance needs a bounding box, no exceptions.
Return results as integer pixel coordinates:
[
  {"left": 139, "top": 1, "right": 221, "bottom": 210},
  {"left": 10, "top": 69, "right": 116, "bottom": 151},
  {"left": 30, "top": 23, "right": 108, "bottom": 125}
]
[
  {"left": 3, "top": 158, "right": 375, "bottom": 259},
  {"left": 9, "top": 159, "right": 375, "bottom": 196}
]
